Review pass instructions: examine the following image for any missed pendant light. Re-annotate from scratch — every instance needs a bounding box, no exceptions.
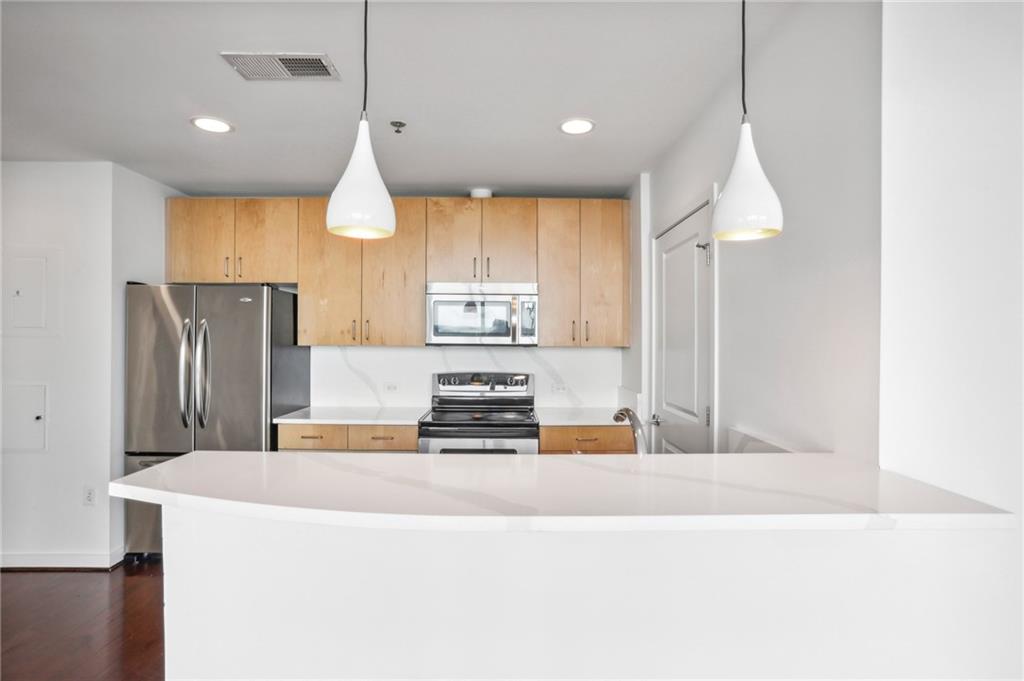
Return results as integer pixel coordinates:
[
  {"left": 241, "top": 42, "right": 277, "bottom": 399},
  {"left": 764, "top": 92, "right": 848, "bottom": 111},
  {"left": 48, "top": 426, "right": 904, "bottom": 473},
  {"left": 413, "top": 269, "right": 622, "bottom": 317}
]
[
  {"left": 712, "top": 0, "right": 783, "bottom": 241},
  {"left": 327, "top": 0, "right": 395, "bottom": 239}
]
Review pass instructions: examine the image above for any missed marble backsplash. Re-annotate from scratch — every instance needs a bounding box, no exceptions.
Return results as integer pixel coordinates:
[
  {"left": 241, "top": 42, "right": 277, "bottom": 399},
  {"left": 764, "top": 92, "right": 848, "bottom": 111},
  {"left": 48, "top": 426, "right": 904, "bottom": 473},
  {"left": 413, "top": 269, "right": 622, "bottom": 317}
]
[{"left": 310, "top": 346, "right": 623, "bottom": 408}]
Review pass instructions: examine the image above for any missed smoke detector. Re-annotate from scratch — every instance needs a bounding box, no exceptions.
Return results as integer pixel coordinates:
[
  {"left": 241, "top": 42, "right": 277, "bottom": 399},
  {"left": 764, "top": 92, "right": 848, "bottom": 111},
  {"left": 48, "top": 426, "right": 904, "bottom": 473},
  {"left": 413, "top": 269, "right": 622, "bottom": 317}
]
[{"left": 220, "top": 52, "right": 339, "bottom": 81}]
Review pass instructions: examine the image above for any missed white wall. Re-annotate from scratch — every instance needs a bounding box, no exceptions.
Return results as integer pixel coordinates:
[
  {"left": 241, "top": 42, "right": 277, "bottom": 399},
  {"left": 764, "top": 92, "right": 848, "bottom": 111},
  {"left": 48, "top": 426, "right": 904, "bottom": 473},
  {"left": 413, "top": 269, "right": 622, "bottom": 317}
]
[
  {"left": 879, "top": 1, "right": 1022, "bottom": 513},
  {"left": 311, "top": 347, "right": 622, "bottom": 408},
  {"left": 619, "top": 173, "right": 651, "bottom": 416},
  {"left": 2, "top": 162, "right": 115, "bottom": 567},
  {"left": 643, "top": 2, "right": 882, "bottom": 459},
  {"left": 1, "top": 161, "right": 176, "bottom": 567},
  {"left": 109, "top": 165, "right": 180, "bottom": 558}
]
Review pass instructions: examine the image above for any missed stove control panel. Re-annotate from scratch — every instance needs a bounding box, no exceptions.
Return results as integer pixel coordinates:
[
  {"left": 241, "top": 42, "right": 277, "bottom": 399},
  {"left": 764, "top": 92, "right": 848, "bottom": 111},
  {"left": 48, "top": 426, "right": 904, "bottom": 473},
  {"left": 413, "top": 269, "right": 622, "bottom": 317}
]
[{"left": 433, "top": 372, "right": 532, "bottom": 394}]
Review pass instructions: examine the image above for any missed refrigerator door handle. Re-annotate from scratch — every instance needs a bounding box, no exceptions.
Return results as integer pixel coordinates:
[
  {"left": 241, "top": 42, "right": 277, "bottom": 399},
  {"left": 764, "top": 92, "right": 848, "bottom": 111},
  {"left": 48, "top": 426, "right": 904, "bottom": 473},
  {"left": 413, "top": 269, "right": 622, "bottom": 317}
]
[
  {"left": 196, "top": 319, "right": 212, "bottom": 428},
  {"left": 178, "top": 318, "right": 193, "bottom": 428}
]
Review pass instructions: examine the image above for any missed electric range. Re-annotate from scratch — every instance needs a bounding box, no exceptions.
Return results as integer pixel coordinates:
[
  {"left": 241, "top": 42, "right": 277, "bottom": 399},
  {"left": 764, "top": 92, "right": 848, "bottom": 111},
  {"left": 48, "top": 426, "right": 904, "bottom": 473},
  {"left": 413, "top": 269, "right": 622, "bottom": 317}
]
[{"left": 417, "top": 372, "right": 539, "bottom": 454}]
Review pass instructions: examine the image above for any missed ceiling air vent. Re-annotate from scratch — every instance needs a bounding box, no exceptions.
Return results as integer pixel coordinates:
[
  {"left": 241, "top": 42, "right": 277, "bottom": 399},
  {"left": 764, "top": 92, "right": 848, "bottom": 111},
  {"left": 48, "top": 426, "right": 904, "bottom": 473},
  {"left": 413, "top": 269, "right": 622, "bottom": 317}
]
[{"left": 220, "top": 52, "right": 339, "bottom": 81}]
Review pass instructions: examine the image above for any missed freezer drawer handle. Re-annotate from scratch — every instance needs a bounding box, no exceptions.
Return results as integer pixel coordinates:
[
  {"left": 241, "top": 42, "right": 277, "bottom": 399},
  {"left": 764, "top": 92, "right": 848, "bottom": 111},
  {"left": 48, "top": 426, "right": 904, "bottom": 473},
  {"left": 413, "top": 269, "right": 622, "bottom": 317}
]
[
  {"left": 178, "top": 319, "right": 194, "bottom": 428},
  {"left": 196, "top": 319, "right": 212, "bottom": 428}
]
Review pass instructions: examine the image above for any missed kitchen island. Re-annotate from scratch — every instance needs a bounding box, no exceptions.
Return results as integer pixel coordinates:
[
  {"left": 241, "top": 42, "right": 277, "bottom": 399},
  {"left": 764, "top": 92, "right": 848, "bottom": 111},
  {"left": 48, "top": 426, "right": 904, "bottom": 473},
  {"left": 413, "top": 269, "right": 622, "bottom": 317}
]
[{"left": 109, "top": 451, "right": 1020, "bottom": 679}]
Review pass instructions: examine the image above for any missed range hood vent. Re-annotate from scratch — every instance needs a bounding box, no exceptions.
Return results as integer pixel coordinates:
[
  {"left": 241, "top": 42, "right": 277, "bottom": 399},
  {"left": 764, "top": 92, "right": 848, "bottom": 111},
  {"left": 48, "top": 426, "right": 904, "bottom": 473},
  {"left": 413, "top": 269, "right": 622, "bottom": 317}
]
[{"left": 220, "top": 52, "right": 339, "bottom": 81}]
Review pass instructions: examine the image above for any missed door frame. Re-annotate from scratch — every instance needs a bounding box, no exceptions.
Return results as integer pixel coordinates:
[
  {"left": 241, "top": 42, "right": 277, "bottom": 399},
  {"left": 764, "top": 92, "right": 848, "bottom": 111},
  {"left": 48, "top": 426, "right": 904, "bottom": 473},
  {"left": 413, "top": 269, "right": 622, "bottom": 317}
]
[{"left": 648, "top": 185, "right": 719, "bottom": 453}]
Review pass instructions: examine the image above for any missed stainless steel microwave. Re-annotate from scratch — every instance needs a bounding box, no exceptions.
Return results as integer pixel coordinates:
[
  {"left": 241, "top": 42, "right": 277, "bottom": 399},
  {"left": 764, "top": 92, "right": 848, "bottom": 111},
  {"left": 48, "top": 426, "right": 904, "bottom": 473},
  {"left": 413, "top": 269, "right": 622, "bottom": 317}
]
[{"left": 425, "top": 283, "right": 538, "bottom": 346}]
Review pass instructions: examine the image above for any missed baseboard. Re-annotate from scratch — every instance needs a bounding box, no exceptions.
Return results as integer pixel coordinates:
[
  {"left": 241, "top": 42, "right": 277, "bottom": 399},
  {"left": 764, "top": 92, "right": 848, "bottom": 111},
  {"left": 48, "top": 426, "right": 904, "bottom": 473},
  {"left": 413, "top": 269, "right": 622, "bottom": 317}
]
[{"left": 1, "top": 552, "right": 121, "bottom": 569}]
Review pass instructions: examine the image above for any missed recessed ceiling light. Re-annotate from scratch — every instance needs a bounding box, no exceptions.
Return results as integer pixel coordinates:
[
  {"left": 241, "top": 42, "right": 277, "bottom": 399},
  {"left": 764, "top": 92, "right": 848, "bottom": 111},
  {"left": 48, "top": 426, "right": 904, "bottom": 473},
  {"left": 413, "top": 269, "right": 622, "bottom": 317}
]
[
  {"left": 191, "top": 116, "right": 233, "bottom": 134},
  {"left": 560, "top": 118, "right": 595, "bottom": 135}
]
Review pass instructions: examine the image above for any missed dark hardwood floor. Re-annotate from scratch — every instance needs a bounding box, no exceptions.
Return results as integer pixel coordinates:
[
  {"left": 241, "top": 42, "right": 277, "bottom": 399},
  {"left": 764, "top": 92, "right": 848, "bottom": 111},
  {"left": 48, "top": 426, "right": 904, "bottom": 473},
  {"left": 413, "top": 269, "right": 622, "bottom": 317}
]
[{"left": 2, "top": 560, "right": 164, "bottom": 681}]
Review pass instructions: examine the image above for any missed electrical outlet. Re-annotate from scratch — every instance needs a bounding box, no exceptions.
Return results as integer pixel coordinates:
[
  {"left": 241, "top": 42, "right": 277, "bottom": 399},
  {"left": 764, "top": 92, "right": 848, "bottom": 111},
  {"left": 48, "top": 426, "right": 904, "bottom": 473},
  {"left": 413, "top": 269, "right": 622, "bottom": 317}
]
[
  {"left": 552, "top": 383, "right": 568, "bottom": 394},
  {"left": 83, "top": 486, "right": 96, "bottom": 506},
  {"left": 384, "top": 383, "right": 398, "bottom": 393}
]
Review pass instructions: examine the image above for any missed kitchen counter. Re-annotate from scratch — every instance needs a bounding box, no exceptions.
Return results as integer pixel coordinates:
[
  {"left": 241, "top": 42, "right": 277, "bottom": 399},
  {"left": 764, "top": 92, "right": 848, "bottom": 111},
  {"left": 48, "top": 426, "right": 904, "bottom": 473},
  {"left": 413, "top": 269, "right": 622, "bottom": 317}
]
[
  {"left": 273, "top": 405, "right": 427, "bottom": 426},
  {"left": 276, "top": 405, "right": 626, "bottom": 427},
  {"left": 534, "top": 406, "right": 624, "bottom": 426},
  {"left": 110, "top": 450, "right": 1007, "bottom": 531},
  {"left": 108, "top": 451, "right": 1017, "bottom": 679}
]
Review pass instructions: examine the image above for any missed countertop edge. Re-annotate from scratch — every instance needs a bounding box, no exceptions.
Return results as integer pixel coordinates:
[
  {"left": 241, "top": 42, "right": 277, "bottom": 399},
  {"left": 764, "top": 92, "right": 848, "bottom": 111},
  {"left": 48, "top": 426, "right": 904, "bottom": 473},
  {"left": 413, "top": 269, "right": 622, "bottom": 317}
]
[{"left": 108, "top": 480, "right": 1016, "bottom": 533}]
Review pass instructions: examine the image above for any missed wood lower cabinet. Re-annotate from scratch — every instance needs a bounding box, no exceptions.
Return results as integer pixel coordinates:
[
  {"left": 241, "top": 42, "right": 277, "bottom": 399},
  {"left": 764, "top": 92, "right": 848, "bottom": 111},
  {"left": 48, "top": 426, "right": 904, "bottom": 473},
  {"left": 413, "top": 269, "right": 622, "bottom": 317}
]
[
  {"left": 298, "top": 197, "right": 362, "bottom": 346},
  {"left": 278, "top": 424, "right": 349, "bottom": 450},
  {"left": 426, "top": 198, "right": 481, "bottom": 282},
  {"left": 235, "top": 198, "right": 298, "bottom": 283},
  {"left": 538, "top": 198, "right": 582, "bottom": 346},
  {"left": 580, "top": 199, "right": 630, "bottom": 347},
  {"left": 539, "top": 425, "right": 636, "bottom": 454},
  {"left": 166, "top": 198, "right": 236, "bottom": 283},
  {"left": 362, "top": 198, "right": 426, "bottom": 345},
  {"left": 347, "top": 425, "right": 418, "bottom": 451},
  {"left": 482, "top": 198, "right": 537, "bottom": 282}
]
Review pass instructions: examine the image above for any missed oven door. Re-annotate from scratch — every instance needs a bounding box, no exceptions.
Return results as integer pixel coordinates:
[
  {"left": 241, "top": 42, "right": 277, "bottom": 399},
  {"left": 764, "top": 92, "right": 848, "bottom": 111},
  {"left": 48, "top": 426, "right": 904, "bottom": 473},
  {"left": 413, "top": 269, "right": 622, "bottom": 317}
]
[
  {"left": 426, "top": 293, "right": 518, "bottom": 345},
  {"left": 418, "top": 436, "right": 539, "bottom": 454}
]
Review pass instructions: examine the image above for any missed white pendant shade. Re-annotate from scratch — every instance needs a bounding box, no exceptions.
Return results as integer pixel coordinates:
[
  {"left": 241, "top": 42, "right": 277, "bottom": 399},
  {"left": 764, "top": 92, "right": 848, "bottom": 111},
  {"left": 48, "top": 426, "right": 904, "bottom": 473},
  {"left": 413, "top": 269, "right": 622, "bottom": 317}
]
[
  {"left": 327, "top": 115, "right": 395, "bottom": 239},
  {"left": 712, "top": 120, "right": 783, "bottom": 241}
]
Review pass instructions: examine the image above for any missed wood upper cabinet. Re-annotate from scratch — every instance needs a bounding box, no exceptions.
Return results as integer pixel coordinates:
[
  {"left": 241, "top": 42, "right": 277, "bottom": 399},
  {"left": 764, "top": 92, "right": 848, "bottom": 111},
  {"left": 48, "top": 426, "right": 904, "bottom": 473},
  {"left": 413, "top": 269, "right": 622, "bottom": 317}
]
[
  {"left": 234, "top": 198, "right": 298, "bottom": 283},
  {"left": 538, "top": 199, "right": 581, "bottom": 346},
  {"left": 580, "top": 199, "right": 630, "bottom": 347},
  {"left": 426, "top": 198, "right": 482, "bottom": 282},
  {"left": 297, "top": 197, "right": 362, "bottom": 346},
  {"left": 166, "top": 198, "right": 236, "bottom": 283},
  {"left": 481, "top": 198, "right": 537, "bottom": 282},
  {"left": 362, "top": 198, "right": 427, "bottom": 346}
]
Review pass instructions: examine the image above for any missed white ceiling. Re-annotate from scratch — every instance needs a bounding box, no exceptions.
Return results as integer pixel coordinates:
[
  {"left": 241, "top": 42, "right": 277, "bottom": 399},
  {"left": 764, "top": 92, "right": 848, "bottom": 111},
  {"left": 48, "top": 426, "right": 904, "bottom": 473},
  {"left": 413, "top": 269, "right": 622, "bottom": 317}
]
[{"left": 2, "top": 2, "right": 747, "bottom": 196}]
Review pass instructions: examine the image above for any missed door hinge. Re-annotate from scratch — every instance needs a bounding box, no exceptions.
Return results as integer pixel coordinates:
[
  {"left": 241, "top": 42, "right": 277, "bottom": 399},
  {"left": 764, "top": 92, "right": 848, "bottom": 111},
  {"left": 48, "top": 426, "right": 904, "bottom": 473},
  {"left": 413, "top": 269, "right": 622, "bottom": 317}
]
[
  {"left": 705, "top": 406, "right": 711, "bottom": 427},
  {"left": 696, "top": 242, "right": 711, "bottom": 266}
]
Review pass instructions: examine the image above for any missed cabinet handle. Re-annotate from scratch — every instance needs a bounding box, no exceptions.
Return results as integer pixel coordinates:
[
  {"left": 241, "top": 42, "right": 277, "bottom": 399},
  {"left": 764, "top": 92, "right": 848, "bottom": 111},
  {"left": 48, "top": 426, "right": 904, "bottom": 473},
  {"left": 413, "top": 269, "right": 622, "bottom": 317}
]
[
  {"left": 364, "top": 319, "right": 370, "bottom": 341},
  {"left": 224, "top": 256, "right": 230, "bottom": 278},
  {"left": 486, "top": 256, "right": 491, "bottom": 278},
  {"left": 585, "top": 321, "right": 590, "bottom": 343},
  {"left": 237, "top": 256, "right": 242, "bottom": 278},
  {"left": 571, "top": 320, "right": 576, "bottom": 342},
  {"left": 300, "top": 435, "right": 324, "bottom": 440},
  {"left": 371, "top": 436, "right": 395, "bottom": 441},
  {"left": 351, "top": 320, "right": 357, "bottom": 340},
  {"left": 473, "top": 256, "right": 478, "bottom": 279},
  {"left": 575, "top": 437, "right": 599, "bottom": 443}
]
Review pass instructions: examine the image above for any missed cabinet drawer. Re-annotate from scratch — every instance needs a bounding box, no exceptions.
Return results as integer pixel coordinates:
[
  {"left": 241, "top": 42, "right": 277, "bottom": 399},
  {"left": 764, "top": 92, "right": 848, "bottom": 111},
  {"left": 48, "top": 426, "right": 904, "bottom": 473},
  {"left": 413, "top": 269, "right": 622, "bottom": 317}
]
[
  {"left": 539, "top": 426, "right": 635, "bottom": 454},
  {"left": 278, "top": 424, "right": 348, "bottom": 450},
  {"left": 348, "top": 425, "right": 419, "bottom": 451}
]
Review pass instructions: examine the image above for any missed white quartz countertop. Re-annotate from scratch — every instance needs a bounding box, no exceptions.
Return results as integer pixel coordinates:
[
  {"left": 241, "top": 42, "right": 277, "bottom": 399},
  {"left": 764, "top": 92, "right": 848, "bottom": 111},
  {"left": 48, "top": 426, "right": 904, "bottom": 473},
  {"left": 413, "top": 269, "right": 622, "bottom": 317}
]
[
  {"left": 274, "top": 406, "right": 427, "bottom": 426},
  {"left": 109, "top": 451, "right": 1011, "bottom": 532},
  {"left": 275, "top": 406, "right": 625, "bottom": 427}
]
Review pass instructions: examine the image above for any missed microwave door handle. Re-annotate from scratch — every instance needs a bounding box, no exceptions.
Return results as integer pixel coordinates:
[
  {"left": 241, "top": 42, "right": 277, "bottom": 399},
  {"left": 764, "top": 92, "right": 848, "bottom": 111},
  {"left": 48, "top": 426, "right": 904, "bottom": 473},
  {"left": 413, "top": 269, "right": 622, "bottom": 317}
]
[{"left": 510, "top": 296, "right": 519, "bottom": 345}]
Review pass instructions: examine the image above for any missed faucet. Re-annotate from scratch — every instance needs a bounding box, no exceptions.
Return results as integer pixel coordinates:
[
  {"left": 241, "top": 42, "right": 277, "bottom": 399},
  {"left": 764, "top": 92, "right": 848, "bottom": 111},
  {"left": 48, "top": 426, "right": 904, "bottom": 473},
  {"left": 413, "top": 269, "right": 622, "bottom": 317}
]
[{"left": 613, "top": 407, "right": 649, "bottom": 456}]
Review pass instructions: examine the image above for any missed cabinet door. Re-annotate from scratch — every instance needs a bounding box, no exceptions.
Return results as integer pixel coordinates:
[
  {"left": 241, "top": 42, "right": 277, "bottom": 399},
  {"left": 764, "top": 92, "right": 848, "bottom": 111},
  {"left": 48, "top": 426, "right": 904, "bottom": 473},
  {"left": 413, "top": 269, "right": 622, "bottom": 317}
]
[
  {"left": 166, "top": 198, "right": 236, "bottom": 283},
  {"left": 580, "top": 199, "right": 630, "bottom": 347},
  {"left": 297, "top": 197, "right": 362, "bottom": 346},
  {"left": 278, "top": 424, "right": 348, "bottom": 450},
  {"left": 539, "top": 426, "right": 636, "bottom": 454},
  {"left": 235, "top": 198, "right": 298, "bottom": 283},
  {"left": 538, "top": 199, "right": 580, "bottom": 346},
  {"left": 362, "top": 198, "right": 426, "bottom": 346},
  {"left": 481, "top": 198, "right": 537, "bottom": 282},
  {"left": 426, "top": 198, "right": 481, "bottom": 282}
]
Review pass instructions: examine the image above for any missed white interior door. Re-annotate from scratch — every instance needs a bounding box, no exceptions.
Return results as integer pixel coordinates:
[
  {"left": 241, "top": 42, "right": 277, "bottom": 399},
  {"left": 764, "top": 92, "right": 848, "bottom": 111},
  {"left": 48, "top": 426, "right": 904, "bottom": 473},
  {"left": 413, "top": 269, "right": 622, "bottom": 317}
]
[{"left": 652, "top": 202, "right": 713, "bottom": 453}]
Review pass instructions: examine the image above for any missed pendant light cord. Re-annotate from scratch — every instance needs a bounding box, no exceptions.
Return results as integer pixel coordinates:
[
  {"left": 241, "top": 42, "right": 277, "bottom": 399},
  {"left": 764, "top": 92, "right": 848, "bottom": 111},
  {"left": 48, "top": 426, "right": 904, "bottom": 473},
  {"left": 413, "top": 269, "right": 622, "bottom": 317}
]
[
  {"left": 741, "top": 0, "right": 747, "bottom": 117},
  {"left": 362, "top": 0, "right": 369, "bottom": 114}
]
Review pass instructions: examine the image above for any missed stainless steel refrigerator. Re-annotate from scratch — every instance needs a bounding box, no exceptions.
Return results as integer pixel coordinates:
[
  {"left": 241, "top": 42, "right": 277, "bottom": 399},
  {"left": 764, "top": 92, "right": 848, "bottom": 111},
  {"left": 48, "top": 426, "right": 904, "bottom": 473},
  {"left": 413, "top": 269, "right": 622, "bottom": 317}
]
[{"left": 123, "top": 283, "right": 309, "bottom": 554}]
